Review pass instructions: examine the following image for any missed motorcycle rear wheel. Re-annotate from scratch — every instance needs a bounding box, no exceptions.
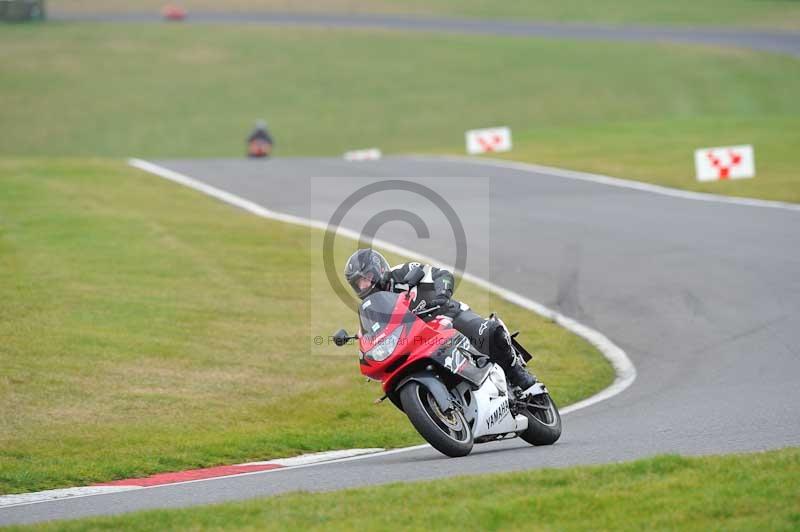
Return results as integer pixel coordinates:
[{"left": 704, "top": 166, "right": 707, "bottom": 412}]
[
  {"left": 400, "top": 381, "right": 473, "bottom": 457},
  {"left": 519, "top": 392, "right": 562, "bottom": 446}
]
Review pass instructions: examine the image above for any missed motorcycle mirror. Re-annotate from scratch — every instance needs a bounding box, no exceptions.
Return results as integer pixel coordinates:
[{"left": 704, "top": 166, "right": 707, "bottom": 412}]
[
  {"left": 333, "top": 328, "right": 352, "bottom": 347},
  {"left": 403, "top": 266, "right": 425, "bottom": 288}
]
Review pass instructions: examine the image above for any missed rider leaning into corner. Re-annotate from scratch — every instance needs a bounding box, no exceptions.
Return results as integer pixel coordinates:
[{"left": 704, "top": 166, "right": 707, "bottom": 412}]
[{"left": 344, "top": 248, "right": 538, "bottom": 390}]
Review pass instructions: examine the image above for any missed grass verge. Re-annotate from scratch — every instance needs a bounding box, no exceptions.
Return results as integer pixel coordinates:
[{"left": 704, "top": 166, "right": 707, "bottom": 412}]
[
  {"left": 0, "top": 158, "right": 613, "bottom": 494},
  {"left": 10, "top": 448, "right": 800, "bottom": 531},
  {"left": 49, "top": 0, "right": 800, "bottom": 30},
  {"left": 1, "top": 24, "right": 799, "bottom": 202}
]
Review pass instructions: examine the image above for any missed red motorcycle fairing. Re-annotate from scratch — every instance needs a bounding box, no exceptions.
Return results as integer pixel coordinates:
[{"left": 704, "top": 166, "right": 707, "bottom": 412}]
[{"left": 356, "top": 291, "right": 491, "bottom": 395}]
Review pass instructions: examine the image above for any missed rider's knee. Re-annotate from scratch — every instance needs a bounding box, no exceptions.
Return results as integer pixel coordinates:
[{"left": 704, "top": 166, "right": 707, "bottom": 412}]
[{"left": 468, "top": 316, "right": 505, "bottom": 354}]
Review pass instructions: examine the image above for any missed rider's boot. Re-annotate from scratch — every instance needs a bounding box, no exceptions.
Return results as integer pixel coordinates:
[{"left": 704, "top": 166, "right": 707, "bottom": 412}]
[
  {"left": 507, "top": 361, "right": 537, "bottom": 390},
  {"left": 490, "top": 326, "right": 537, "bottom": 390}
]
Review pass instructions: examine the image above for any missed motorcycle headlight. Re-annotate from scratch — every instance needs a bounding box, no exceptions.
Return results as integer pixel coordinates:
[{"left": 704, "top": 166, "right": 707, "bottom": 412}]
[{"left": 365, "top": 326, "right": 404, "bottom": 362}]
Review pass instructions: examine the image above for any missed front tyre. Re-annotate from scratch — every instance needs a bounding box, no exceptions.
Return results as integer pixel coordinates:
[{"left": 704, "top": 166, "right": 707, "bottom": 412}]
[
  {"left": 399, "top": 381, "right": 473, "bottom": 457},
  {"left": 519, "top": 393, "right": 562, "bottom": 446}
]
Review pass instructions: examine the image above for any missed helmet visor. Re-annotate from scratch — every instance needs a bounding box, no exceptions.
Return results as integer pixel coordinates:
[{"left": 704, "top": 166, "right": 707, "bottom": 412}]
[{"left": 350, "top": 271, "right": 379, "bottom": 298}]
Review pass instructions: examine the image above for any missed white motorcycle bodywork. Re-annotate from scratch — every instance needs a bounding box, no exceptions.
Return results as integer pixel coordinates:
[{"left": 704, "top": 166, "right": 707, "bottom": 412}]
[{"left": 451, "top": 364, "right": 536, "bottom": 439}]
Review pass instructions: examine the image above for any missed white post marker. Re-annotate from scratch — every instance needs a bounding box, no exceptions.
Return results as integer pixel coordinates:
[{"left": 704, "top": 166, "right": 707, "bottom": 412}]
[
  {"left": 343, "top": 148, "right": 382, "bottom": 161},
  {"left": 694, "top": 145, "right": 755, "bottom": 182},
  {"left": 466, "top": 126, "right": 512, "bottom": 155}
]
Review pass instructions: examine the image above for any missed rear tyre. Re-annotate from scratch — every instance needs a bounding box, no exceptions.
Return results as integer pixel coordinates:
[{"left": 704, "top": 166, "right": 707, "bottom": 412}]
[
  {"left": 519, "top": 393, "right": 562, "bottom": 446},
  {"left": 400, "top": 381, "right": 473, "bottom": 457}
]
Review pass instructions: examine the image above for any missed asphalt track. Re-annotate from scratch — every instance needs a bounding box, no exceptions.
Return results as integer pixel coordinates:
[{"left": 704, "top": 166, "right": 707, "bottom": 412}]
[
  {"left": 3, "top": 156, "right": 799, "bottom": 525},
  {"left": 51, "top": 11, "right": 800, "bottom": 57}
]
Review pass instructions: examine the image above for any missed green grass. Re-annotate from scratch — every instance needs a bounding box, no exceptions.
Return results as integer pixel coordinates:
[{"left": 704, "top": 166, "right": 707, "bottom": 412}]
[
  {"left": 1, "top": 24, "right": 799, "bottom": 202},
  {"left": 0, "top": 158, "right": 613, "bottom": 494},
  {"left": 11, "top": 448, "right": 800, "bottom": 531},
  {"left": 50, "top": 0, "right": 800, "bottom": 30}
]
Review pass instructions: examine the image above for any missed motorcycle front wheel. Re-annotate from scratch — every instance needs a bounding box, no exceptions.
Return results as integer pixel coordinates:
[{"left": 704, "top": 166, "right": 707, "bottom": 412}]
[
  {"left": 519, "top": 392, "right": 562, "bottom": 446},
  {"left": 399, "top": 381, "right": 473, "bottom": 457}
]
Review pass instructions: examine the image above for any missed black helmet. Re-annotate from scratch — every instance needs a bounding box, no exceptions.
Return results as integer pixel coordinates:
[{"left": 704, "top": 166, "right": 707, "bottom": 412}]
[{"left": 344, "top": 249, "right": 390, "bottom": 299}]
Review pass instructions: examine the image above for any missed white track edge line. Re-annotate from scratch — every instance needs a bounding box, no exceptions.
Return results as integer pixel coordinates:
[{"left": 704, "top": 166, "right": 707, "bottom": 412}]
[
  {"left": 239, "top": 448, "right": 385, "bottom": 466},
  {"left": 415, "top": 154, "right": 800, "bottom": 212},
  {"left": 128, "top": 157, "right": 636, "bottom": 414},
  {"left": 0, "top": 487, "right": 143, "bottom": 510},
  {"left": 0, "top": 157, "right": 637, "bottom": 510}
]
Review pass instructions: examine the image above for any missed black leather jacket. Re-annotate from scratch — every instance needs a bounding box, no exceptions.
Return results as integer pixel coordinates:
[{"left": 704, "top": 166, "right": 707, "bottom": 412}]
[{"left": 380, "top": 262, "right": 455, "bottom": 315}]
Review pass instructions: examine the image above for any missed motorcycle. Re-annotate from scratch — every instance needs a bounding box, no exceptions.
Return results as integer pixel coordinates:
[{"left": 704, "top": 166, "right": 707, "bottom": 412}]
[{"left": 333, "top": 267, "right": 561, "bottom": 457}]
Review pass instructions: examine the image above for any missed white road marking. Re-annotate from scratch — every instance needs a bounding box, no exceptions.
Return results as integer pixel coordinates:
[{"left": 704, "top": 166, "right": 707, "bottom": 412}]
[
  {"left": 423, "top": 154, "right": 800, "bottom": 212},
  {"left": 128, "top": 157, "right": 636, "bottom": 415},
  {"left": 239, "top": 448, "right": 385, "bottom": 467},
  {"left": 0, "top": 487, "right": 142, "bottom": 509}
]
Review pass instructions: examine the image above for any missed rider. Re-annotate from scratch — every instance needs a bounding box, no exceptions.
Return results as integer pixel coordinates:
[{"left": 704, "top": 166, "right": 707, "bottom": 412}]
[
  {"left": 246, "top": 120, "right": 274, "bottom": 158},
  {"left": 344, "top": 248, "right": 537, "bottom": 389}
]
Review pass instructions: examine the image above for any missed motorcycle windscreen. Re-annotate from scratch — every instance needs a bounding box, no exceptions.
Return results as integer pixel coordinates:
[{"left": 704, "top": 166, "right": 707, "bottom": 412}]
[{"left": 359, "top": 291, "right": 416, "bottom": 340}]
